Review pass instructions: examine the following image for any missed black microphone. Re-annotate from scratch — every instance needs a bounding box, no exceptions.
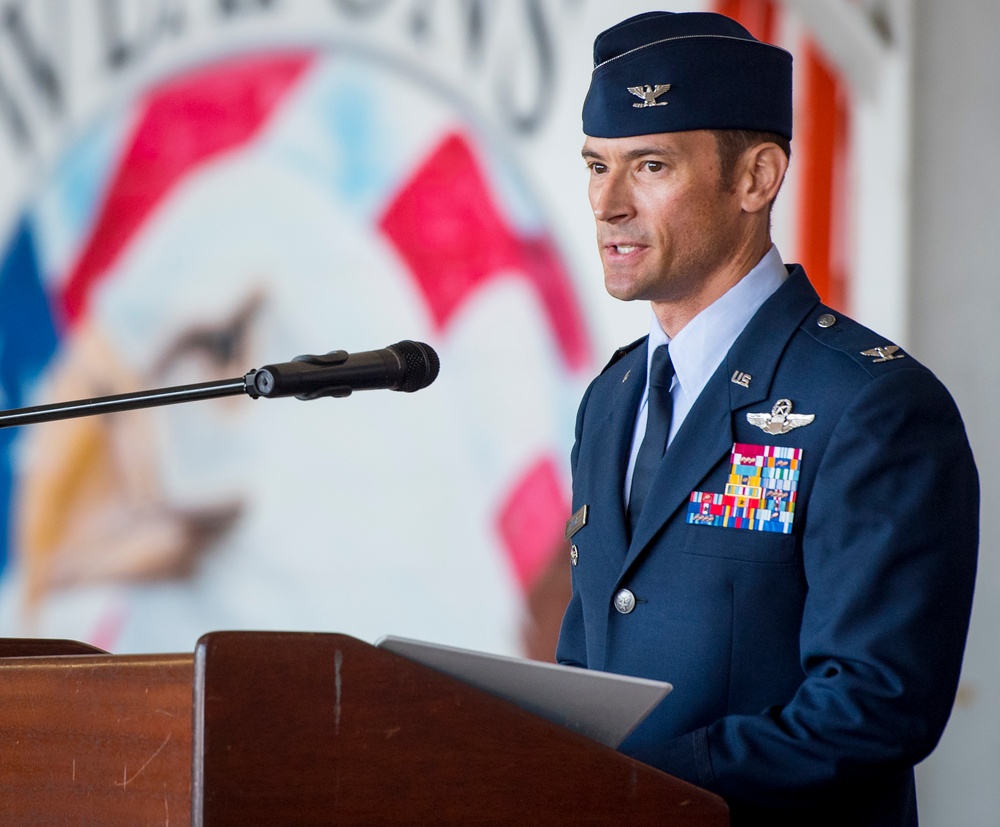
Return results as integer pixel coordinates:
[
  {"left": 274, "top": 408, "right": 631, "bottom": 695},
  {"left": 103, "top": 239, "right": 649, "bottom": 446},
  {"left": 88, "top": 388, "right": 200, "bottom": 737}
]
[{"left": 247, "top": 340, "right": 440, "bottom": 400}]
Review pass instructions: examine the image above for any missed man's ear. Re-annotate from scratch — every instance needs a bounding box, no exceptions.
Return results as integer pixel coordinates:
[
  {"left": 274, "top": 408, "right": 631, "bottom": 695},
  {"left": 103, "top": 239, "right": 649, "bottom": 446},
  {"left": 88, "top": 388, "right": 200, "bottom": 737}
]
[{"left": 739, "top": 142, "right": 789, "bottom": 214}]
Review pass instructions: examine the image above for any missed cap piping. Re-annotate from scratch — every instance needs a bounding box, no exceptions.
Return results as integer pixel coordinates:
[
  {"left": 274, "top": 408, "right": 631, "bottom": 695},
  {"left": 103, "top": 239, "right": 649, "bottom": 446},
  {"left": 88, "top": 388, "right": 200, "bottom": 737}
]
[{"left": 593, "top": 33, "right": 792, "bottom": 71}]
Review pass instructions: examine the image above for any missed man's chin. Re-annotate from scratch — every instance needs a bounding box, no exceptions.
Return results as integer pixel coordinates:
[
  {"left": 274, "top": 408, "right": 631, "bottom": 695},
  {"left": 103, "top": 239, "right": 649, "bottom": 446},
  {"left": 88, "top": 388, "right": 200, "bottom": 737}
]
[{"left": 605, "top": 279, "right": 652, "bottom": 304}]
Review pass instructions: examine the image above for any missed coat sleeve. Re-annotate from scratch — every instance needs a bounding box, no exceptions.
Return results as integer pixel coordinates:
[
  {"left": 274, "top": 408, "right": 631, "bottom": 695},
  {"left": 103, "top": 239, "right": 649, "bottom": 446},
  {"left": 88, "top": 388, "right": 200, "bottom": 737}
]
[
  {"left": 628, "top": 367, "right": 979, "bottom": 807},
  {"left": 555, "top": 378, "right": 598, "bottom": 669}
]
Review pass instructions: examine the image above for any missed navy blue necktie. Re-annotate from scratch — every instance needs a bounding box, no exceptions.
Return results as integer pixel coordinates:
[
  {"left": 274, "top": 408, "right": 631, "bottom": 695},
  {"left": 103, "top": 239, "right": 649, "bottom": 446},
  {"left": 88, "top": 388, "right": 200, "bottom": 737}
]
[{"left": 629, "top": 344, "right": 674, "bottom": 534}]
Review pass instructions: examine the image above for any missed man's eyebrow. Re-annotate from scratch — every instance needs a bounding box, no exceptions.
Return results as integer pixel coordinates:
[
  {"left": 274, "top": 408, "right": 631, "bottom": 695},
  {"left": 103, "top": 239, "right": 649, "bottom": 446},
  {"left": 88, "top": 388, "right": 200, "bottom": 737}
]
[{"left": 581, "top": 145, "right": 681, "bottom": 162}]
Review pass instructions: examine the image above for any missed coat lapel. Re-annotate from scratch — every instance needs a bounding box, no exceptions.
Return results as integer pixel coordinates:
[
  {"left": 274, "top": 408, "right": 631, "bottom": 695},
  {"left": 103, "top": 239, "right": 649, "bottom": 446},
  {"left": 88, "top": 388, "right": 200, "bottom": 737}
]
[
  {"left": 619, "top": 266, "right": 820, "bottom": 576},
  {"left": 590, "top": 344, "right": 648, "bottom": 565}
]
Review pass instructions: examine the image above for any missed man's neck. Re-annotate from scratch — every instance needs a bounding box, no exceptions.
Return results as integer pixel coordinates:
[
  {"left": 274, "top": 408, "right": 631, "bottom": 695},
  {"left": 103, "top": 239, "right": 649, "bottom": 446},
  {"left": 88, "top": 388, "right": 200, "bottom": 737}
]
[{"left": 651, "top": 235, "right": 772, "bottom": 338}]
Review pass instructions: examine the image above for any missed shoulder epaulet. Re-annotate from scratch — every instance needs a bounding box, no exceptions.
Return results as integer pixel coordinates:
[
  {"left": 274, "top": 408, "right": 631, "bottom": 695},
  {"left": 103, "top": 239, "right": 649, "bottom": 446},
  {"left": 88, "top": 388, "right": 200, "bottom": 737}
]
[
  {"left": 803, "top": 306, "right": 920, "bottom": 374},
  {"left": 600, "top": 336, "right": 646, "bottom": 375}
]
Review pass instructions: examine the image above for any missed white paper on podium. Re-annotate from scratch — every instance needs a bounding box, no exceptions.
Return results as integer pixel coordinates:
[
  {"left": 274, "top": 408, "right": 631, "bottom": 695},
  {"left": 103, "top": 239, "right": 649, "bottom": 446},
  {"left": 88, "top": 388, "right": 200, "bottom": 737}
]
[{"left": 376, "top": 635, "right": 672, "bottom": 748}]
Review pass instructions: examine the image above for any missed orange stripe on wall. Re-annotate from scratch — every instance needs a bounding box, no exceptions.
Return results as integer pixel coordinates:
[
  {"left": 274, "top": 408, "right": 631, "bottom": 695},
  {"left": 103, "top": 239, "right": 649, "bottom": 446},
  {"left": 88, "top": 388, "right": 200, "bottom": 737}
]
[
  {"left": 797, "top": 40, "right": 849, "bottom": 309},
  {"left": 715, "top": 0, "right": 852, "bottom": 309},
  {"left": 715, "top": 0, "right": 776, "bottom": 43}
]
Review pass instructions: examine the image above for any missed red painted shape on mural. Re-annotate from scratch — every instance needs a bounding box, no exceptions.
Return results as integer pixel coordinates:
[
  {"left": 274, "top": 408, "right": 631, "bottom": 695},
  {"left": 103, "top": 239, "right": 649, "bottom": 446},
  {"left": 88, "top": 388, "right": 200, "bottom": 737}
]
[
  {"left": 497, "top": 456, "right": 570, "bottom": 591},
  {"left": 378, "top": 132, "right": 589, "bottom": 371},
  {"left": 60, "top": 53, "right": 312, "bottom": 325}
]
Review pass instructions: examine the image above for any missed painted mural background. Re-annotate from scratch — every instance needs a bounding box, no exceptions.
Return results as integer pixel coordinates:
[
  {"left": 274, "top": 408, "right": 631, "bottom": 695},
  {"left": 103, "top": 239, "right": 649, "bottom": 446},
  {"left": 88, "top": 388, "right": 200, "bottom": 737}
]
[{"left": 0, "top": 0, "right": 879, "bottom": 657}]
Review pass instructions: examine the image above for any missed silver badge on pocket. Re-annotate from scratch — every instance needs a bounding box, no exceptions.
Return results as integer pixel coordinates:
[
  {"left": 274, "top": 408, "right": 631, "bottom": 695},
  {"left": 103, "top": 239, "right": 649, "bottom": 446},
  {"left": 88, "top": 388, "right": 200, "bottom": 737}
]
[{"left": 747, "top": 399, "right": 815, "bottom": 435}]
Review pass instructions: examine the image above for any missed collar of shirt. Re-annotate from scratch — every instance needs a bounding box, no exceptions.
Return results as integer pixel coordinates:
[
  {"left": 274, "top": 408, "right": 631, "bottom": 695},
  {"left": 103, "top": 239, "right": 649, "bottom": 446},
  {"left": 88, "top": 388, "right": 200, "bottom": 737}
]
[
  {"left": 659, "top": 244, "right": 788, "bottom": 427},
  {"left": 624, "top": 245, "right": 788, "bottom": 505}
]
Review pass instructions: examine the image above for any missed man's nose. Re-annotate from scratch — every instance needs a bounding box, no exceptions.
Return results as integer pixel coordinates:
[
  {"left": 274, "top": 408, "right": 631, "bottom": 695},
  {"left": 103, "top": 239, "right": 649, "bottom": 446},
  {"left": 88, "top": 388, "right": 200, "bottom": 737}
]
[{"left": 590, "top": 173, "right": 634, "bottom": 223}]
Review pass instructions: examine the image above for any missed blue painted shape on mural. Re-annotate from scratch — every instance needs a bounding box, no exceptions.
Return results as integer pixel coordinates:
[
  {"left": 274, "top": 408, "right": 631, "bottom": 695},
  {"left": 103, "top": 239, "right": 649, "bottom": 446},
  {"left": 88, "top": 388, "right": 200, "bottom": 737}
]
[
  {"left": 0, "top": 217, "right": 59, "bottom": 575},
  {"left": 260, "top": 59, "right": 398, "bottom": 222},
  {"left": 322, "top": 75, "right": 385, "bottom": 203},
  {"left": 32, "top": 112, "right": 131, "bottom": 280}
]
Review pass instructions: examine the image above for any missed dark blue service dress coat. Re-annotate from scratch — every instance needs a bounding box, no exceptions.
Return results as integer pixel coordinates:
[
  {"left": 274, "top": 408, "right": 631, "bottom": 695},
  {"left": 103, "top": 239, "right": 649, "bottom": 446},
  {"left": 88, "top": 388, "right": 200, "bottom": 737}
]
[{"left": 556, "top": 266, "right": 978, "bottom": 825}]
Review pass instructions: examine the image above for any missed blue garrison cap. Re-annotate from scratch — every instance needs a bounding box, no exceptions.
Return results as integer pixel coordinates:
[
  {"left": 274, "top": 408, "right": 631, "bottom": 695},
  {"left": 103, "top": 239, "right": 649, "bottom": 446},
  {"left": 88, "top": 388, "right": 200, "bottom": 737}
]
[{"left": 583, "top": 11, "right": 793, "bottom": 139}]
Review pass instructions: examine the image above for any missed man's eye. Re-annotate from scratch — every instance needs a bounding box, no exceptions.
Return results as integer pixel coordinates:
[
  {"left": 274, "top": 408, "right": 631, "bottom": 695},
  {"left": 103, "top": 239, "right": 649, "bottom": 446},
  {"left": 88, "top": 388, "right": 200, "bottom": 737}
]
[
  {"left": 644, "top": 161, "right": 664, "bottom": 172},
  {"left": 589, "top": 163, "right": 607, "bottom": 174}
]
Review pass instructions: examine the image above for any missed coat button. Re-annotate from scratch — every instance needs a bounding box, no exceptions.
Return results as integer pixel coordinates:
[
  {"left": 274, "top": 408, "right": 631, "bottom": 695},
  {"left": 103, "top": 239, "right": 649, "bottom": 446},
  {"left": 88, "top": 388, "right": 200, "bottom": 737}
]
[
  {"left": 614, "top": 589, "right": 636, "bottom": 614},
  {"left": 817, "top": 313, "right": 837, "bottom": 328},
  {"left": 570, "top": 544, "right": 579, "bottom": 566}
]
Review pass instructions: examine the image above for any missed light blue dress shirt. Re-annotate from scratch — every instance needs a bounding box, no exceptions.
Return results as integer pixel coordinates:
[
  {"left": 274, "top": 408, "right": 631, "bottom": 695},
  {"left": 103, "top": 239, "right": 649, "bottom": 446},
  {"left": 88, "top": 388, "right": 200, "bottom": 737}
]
[{"left": 623, "top": 246, "right": 789, "bottom": 505}]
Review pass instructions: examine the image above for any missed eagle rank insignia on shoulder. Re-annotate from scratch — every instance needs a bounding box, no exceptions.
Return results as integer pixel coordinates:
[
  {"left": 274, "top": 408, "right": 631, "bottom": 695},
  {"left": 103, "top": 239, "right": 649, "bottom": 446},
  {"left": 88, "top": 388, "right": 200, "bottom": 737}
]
[
  {"left": 861, "top": 345, "right": 905, "bottom": 363},
  {"left": 747, "top": 399, "right": 815, "bottom": 435}
]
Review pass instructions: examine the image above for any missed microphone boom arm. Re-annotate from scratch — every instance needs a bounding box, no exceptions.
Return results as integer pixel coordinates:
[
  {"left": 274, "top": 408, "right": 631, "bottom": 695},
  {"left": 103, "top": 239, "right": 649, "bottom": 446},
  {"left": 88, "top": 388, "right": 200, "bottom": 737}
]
[
  {"left": 0, "top": 376, "right": 251, "bottom": 430},
  {"left": 0, "top": 341, "right": 439, "bottom": 430}
]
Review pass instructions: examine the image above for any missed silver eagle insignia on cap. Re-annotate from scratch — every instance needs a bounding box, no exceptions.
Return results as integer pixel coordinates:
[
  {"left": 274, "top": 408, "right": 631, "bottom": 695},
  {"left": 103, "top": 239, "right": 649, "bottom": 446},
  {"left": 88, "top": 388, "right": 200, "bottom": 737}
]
[
  {"left": 629, "top": 84, "right": 671, "bottom": 107},
  {"left": 747, "top": 399, "right": 815, "bottom": 435},
  {"left": 860, "top": 345, "right": 905, "bottom": 363}
]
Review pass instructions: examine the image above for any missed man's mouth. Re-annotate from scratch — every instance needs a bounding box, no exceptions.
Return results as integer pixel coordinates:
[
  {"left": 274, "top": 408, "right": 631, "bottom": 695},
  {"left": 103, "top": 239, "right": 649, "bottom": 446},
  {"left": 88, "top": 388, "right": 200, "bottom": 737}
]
[{"left": 606, "top": 243, "right": 644, "bottom": 255}]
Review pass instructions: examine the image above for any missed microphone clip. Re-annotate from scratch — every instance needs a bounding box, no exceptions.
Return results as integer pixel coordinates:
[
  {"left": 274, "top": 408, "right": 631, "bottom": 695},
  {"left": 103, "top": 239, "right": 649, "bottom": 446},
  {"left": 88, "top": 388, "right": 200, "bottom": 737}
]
[{"left": 246, "top": 351, "right": 353, "bottom": 400}]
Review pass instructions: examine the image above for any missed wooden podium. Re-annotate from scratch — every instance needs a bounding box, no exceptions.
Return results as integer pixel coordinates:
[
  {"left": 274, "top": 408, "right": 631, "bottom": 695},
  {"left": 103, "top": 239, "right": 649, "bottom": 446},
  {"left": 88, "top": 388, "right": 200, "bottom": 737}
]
[{"left": 0, "top": 631, "right": 729, "bottom": 825}]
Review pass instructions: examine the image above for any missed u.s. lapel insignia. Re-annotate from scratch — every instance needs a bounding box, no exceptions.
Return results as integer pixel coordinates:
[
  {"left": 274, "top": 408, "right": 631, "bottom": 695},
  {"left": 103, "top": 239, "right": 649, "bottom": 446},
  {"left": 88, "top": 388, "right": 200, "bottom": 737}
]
[
  {"left": 861, "top": 345, "right": 905, "bottom": 363},
  {"left": 747, "top": 399, "right": 815, "bottom": 435},
  {"left": 628, "top": 83, "right": 671, "bottom": 107},
  {"left": 731, "top": 370, "right": 752, "bottom": 388}
]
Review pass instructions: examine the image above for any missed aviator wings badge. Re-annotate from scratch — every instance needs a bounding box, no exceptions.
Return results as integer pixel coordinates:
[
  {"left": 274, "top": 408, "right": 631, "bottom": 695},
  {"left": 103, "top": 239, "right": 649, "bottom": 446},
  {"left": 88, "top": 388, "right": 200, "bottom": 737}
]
[
  {"left": 747, "top": 399, "right": 815, "bottom": 436},
  {"left": 629, "top": 84, "right": 671, "bottom": 107}
]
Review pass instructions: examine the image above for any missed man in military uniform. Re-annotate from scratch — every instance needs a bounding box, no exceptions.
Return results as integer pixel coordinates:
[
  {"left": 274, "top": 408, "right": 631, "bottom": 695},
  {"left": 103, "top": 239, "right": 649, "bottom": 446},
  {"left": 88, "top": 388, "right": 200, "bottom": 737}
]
[{"left": 556, "top": 11, "right": 978, "bottom": 825}]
